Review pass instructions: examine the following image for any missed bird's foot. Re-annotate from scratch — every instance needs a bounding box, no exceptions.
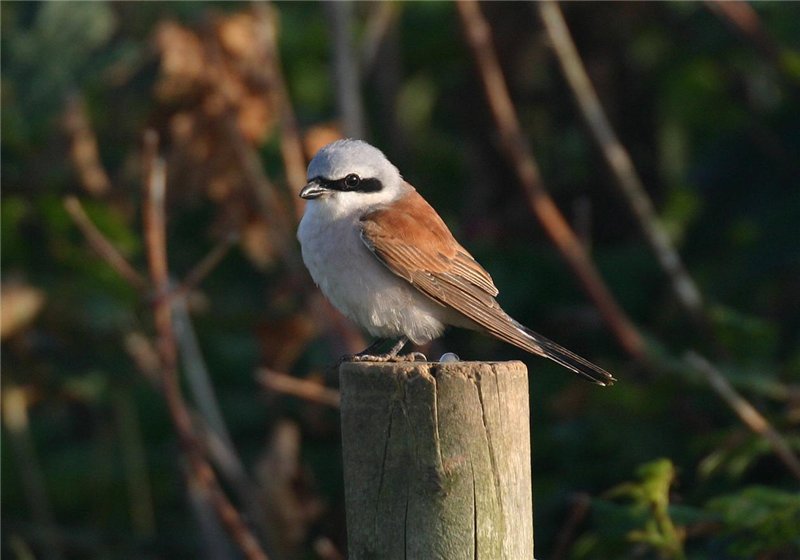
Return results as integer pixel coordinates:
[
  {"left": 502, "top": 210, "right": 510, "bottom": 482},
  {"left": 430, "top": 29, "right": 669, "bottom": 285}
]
[
  {"left": 336, "top": 351, "right": 427, "bottom": 365},
  {"left": 390, "top": 352, "right": 427, "bottom": 363},
  {"left": 345, "top": 353, "right": 392, "bottom": 363}
]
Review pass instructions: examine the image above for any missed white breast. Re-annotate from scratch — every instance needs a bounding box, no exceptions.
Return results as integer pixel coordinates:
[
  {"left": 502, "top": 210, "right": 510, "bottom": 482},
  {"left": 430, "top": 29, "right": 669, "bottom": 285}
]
[{"left": 297, "top": 201, "right": 448, "bottom": 344}]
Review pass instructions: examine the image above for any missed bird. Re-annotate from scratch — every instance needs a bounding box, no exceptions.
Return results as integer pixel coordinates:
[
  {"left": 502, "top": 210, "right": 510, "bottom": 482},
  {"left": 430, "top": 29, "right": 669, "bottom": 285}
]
[{"left": 296, "top": 139, "right": 616, "bottom": 386}]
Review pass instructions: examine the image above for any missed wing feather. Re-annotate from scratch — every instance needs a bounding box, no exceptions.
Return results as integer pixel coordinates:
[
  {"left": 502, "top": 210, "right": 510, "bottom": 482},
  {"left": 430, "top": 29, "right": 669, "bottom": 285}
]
[
  {"left": 359, "top": 188, "right": 498, "bottom": 299},
  {"left": 358, "top": 187, "right": 616, "bottom": 386},
  {"left": 359, "top": 189, "right": 511, "bottom": 335}
]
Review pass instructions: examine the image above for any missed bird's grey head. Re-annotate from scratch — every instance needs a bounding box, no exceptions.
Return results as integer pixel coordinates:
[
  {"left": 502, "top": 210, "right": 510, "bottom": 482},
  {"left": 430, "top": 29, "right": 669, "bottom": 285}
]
[{"left": 300, "top": 139, "right": 405, "bottom": 214}]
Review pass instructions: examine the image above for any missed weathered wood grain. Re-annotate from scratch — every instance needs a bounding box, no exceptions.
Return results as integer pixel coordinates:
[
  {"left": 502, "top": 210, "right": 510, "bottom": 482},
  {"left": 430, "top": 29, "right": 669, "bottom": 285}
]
[{"left": 339, "top": 361, "right": 533, "bottom": 560}]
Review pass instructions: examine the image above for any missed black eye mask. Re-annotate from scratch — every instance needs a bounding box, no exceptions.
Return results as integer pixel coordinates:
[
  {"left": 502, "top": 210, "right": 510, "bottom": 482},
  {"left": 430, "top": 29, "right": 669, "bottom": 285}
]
[{"left": 311, "top": 175, "right": 384, "bottom": 193}]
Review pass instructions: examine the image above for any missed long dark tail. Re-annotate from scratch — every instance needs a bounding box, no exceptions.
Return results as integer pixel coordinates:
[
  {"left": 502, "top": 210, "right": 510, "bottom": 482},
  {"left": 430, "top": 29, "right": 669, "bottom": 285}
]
[{"left": 509, "top": 320, "right": 616, "bottom": 386}]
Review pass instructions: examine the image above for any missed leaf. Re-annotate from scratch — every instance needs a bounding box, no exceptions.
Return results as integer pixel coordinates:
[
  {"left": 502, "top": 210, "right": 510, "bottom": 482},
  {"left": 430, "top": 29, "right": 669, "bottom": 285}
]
[
  {"left": 707, "top": 486, "right": 800, "bottom": 558},
  {"left": 0, "top": 283, "right": 45, "bottom": 340},
  {"left": 604, "top": 458, "right": 687, "bottom": 559}
]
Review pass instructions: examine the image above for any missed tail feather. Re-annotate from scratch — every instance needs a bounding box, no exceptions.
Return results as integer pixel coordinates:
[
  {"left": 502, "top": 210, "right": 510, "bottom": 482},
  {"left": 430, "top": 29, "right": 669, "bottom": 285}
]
[{"left": 511, "top": 320, "right": 616, "bottom": 386}]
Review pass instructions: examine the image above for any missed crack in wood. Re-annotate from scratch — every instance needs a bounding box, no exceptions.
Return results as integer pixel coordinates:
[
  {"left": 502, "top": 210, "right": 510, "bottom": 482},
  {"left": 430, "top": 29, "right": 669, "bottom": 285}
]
[
  {"left": 374, "top": 407, "right": 394, "bottom": 536},
  {"left": 476, "top": 367, "right": 505, "bottom": 519},
  {"left": 340, "top": 361, "right": 533, "bottom": 560}
]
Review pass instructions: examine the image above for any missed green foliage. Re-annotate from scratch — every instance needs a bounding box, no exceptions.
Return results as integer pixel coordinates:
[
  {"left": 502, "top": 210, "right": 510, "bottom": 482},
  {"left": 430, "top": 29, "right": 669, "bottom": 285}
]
[
  {"left": 708, "top": 486, "right": 800, "bottom": 558},
  {"left": 2, "top": 2, "right": 800, "bottom": 559},
  {"left": 603, "top": 459, "right": 687, "bottom": 559}
]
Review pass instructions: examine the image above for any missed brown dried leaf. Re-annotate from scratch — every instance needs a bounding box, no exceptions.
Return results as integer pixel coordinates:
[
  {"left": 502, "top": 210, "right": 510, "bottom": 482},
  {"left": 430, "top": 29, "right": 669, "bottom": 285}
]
[
  {"left": 1, "top": 284, "right": 46, "bottom": 340},
  {"left": 303, "top": 124, "right": 344, "bottom": 160},
  {"left": 240, "top": 217, "right": 276, "bottom": 270},
  {"left": 154, "top": 13, "right": 275, "bottom": 144},
  {"left": 152, "top": 11, "right": 281, "bottom": 249},
  {"left": 63, "top": 97, "right": 111, "bottom": 197},
  {"left": 154, "top": 21, "right": 207, "bottom": 102},
  {"left": 217, "top": 13, "right": 260, "bottom": 60}
]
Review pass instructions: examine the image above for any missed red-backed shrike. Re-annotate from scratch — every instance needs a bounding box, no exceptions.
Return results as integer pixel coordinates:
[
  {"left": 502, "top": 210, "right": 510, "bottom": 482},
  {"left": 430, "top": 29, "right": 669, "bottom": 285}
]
[{"left": 297, "top": 139, "right": 615, "bottom": 386}]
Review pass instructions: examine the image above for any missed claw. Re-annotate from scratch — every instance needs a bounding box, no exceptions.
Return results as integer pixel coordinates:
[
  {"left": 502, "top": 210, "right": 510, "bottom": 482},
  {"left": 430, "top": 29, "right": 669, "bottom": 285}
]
[
  {"left": 402, "top": 352, "right": 427, "bottom": 362},
  {"left": 350, "top": 354, "right": 393, "bottom": 363},
  {"left": 335, "top": 351, "right": 428, "bottom": 365}
]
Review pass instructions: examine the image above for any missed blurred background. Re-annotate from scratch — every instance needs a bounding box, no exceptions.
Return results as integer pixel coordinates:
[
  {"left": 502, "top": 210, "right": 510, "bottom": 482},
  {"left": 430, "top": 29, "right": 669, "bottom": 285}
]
[{"left": 2, "top": 1, "right": 800, "bottom": 559}]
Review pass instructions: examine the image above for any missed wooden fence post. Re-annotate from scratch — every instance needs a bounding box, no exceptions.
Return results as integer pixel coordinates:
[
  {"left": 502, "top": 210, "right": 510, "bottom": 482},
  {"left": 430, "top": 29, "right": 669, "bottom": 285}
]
[{"left": 339, "top": 360, "right": 534, "bottom": 560}]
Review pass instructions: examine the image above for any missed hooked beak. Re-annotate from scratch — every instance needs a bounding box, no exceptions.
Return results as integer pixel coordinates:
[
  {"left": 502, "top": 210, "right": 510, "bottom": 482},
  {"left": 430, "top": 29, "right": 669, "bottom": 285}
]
[{"left": 299, "top": 180, "right": 329, "bottom": 200}]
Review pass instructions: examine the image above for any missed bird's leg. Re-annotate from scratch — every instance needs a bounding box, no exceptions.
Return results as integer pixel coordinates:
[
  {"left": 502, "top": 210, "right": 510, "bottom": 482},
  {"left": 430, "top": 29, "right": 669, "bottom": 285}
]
[
  {"left": 381, "top": 338, "right": 427, "bottom": 362},
  {"left": 358, "top": 338, "right": 391, "bottom": 356},
  {"left": 384, "top": 337, "right": 409, "bottom": 358},
  {"left": 336, "top": 337, "right": 427, "bottom": 364},
  {"left": 333, "top": 338, "right": 390, "bottom": 367},
  {"left": 344, "top": 337, "right": 408, "bottom": 363}
]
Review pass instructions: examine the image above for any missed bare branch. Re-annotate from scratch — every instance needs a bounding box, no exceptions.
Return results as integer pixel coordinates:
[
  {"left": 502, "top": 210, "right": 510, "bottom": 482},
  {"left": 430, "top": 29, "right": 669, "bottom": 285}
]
[
  {"left": 164, "top": 233, "right": 239, "bottom": 304},
  {"left": 124, "top": 327, "right": 276, "bottom": 550},
  {"left": 534, "top": 3, "right": 800, "bottom": 483},
  {"left": 705, "top": 1, "right": 783, "bottom": 68},
  {"left": 456, "top": 0, "right": 647, "bottom": 360},
  {"left": 222, "top": 114, "right": 301, "bottom": 271},
  {"left": 253, "top": 2, "right": 309, "bottom": 218},
  {"left": 552, "top": 493, "right": 591, "bottom": 560},
  {"left": 142, "top": 130, "right": 270, "bottom": 560},
  {"left": 173, "top": 296, "right": 236, "bottom": 450},
  {"left": 258, "top": 369, "right": 341, "bottom": 409},
  {"left": 314, "top": 536, "right": 346, "bottom": 560},
  {"left": 123, "top": 331, "right": 162, "bottom": 386},
  {"left": 538, "top": 1, "right": 707, "bottom": 329},
  {"left": 111, "top": 387, "right": 156, "bottom": 538},
  {"left": 685, "top": 352, "right": 800, "bottom": 482},
  {"left": 360, "top": 1, "right": 401, "bottom": 72},
  {"left": 325, "top": 0, "right": 367, "bottom": 139},
  {"left": 2, "top": 386, "right": 66, "bottom": 560},
  {"left": 193, "top": 414, "right": 277, "bottom": 552},
  {"left": 63, "top": 95, "right": 111, "bottom": 197},
  {"left": 63, "top": 196, "right": 148, "bottom": 290}
]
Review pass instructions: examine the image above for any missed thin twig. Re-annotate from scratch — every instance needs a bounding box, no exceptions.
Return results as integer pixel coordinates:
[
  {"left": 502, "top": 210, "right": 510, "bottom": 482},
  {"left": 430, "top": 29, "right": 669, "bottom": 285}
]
[
  {"left": 222, "top": 113, "right": 300, "bottom": 270},
  {"left": 537, "top": 1, "right": 800, "bottom": 478},
  {"left": 124, "top": 326, "right": 276, "bottom": 550},
  {"left": 538, "top": 1, "right": 708, "bottom": 331},
  {"left": 552, "top": 493, "right": 591, "bottom": 560},
  {"left": 704, "top": 1, "right": 783, "bottom": 70},
  {"left": 215, "top": 5, "right": 366, "bottom": 368},
  {"left": 172, "top": 294, "right": 281, "bottom": 554},
  {"left": 255, "top": 420, "right": 324, "bottom": 556},
  {"left": 252, "top": 3, "right": 368, "bottom": 359},
  {"left": 685, "top": 352, "right": 800, "bottom": 481},
  {"left": 64, "top": 196, "right": 148, "bottom": 290},
  {"left": 2, "top": 386, "right": 66, "bottom": 560},
  {"left": 173, "top": 296, "right": 236, "bottom": 451},
  {"left": 142, "top": 130, "right": 270, "bottom": 560},
  {"left": 325, "top": 0, "right": 367, "bottom": 139},
  {"left": 8, "top": 536, "right": 37, "bottom": 560},
  {"left": 457, "top": 0, "right": 647, "bottom": 361},
  {"left": 360, "top": 1, "right": 401, "bottom": 73},
  {"left": 195, "top": 418, "right": 275, "bottom": 542},
  {"left": 123, "top": 331, "right": 162, "bottom": 386},
  {"left": 258, "top": 369, "right": 341, "bottom": 409},
  {"left": 254, "top": 2, "right": 309, "bottom": 219},
  {"left": 705, "top": 1, "right": 800, "bottom": 103},
  {"left": 111, "top": 387, "right": 156, "bottom": 538},
  {"left": 362, "top": 2, "right": 409, "bottom": 165},
  {"left": 184, "top": 462, "right": 238, "bottom": 560},
  {"left": 313, "top": 536, "right": 346, "bottom": 560},
  {"left": 166, "top": 233, "right": 239, "bottom": 303},
  {"left": 193, "top": 414, "right": 278, "bottom": 554},
  {"left": 63, "top": 95, "right": 111, "bottom": 197}
]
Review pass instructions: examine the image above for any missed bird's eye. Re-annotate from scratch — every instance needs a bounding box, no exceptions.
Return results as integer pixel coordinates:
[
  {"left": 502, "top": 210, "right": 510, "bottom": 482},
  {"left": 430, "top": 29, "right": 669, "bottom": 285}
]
[{"left": 344, "top": 174, "right": 361, "bottom": 189}]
